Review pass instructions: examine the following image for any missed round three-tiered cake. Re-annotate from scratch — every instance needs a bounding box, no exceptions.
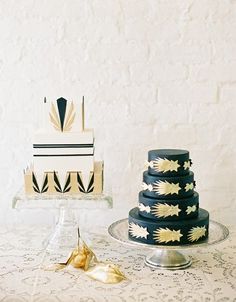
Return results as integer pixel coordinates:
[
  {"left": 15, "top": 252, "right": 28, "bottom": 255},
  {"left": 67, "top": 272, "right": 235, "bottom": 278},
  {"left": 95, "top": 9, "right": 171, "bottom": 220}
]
[{"left": 128, "top": 149, "right": 209, "bottom": 245}]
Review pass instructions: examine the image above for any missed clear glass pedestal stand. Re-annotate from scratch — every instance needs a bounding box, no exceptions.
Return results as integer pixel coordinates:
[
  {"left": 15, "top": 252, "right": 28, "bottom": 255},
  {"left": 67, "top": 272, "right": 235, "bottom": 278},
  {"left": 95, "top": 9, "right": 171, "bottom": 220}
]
[
  {"left": 13, "top": 188, "right": 112, "bottom": 252},
  {"left": 108, "top": 219, "right": 229, "bottom": 270}
]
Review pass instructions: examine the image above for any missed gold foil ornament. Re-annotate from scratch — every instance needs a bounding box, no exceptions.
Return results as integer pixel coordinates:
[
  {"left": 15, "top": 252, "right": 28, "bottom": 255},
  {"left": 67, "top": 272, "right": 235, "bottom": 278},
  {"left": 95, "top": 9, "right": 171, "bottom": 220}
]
[
  {"left": 46, "top": 229, "right": 126, "bottom": 284},
  {"left": 86, "top": 263, "right": 126, "bottom": 284}
]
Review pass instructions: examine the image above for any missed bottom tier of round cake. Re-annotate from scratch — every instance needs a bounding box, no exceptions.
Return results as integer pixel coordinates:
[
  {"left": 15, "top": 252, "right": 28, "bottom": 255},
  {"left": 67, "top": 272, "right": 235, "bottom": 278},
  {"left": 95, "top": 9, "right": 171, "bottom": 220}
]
[{"left": 128, "top": 207, "right": 209, "bottom": 246}]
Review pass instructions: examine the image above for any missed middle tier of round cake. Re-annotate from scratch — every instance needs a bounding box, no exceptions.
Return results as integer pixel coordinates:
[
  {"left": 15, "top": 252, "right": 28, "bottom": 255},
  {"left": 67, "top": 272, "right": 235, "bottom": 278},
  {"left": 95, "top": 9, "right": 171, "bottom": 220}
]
[
  {"left": 142, "top": 171, "right": 195, "bottom": 199},
  {"left": 138, "top": 191, "right": 199, "bottom": 221}
]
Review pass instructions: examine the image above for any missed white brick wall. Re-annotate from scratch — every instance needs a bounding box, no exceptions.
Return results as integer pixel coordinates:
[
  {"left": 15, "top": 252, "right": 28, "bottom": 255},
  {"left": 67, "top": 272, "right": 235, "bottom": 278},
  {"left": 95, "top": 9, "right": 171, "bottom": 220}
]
[{"left": 0, "top": 0, "right": 236, "bottom": 227}]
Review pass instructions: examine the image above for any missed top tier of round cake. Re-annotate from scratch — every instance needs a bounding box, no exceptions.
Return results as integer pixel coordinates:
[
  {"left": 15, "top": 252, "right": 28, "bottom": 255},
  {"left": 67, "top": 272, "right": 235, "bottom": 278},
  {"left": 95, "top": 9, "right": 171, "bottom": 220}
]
[{"left": 147, "top": 149, "right": 191, "bottom": 176}]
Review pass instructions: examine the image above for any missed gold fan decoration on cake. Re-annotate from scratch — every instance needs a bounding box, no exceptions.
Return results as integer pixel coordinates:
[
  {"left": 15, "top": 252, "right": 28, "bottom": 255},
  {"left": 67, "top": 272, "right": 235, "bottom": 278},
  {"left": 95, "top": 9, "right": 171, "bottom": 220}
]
[
  {"left": 186, "top": 205, "right": 197, "bottom": 215},
  {"left": 147, "top": 158, "right": 180, "bottom": 173},
  {"left": 153, "top": 181, "right": 181, "bottom": 195},
  {"left": 129, "top": 222, "right": 149, "bottom": 239},
  {"left": 32, "top": 172, "right": 49, "bottom": 194},
  {"left": 138, "top": 203, "right": 151, "bottom": 213},
  {"left": 185, "top": 182, "right": 194, "bottom": 192},
  {"left": 153, "top": 228, "right": 183, "bottom": 243},
  {"left": 188, "top": 226, "right": 206, "bottom": 242},
  {"left": 49, "top": 98, "right": 76, "bottom": 132},
  {"left": 151, "top": 203, "right": 181, "bottom": 218}
]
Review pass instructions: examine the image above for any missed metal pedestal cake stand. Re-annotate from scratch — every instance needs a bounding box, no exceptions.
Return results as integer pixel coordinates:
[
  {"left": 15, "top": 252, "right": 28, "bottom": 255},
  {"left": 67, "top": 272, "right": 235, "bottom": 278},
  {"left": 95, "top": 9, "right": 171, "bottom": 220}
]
[
  {"left": 13, "top": 188, "right": 112, "bottom": 252},
  {"left": 108, "top": 219, "right": 229, "bottom": 270}
]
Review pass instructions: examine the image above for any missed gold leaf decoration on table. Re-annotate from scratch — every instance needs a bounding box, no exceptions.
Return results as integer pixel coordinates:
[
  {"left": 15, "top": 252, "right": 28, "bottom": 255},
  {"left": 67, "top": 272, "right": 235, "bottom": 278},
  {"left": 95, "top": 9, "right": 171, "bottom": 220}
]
[
  {"left": 45, "top": 229, "right": 126, "bottom": 284},
  {"left": 86, "top": 263, "right": 126, "bottom": 284},
  {"left": 142, "top": 182, "right": 153, "bottom": 191},
  {"left": 185, "top": 183, "right": 194, "bottom": 192},
  {"left": 153, "top": 228, "right": 183, "bottom": 243},
  {"left": 151, "top": 203, "right": 181, "bottom": 218},
  {"left": 138, "top": 203, "right": 151, "bottom": 213},
  {"left": 188, "top": 226, "right": 207, "bottom": 242},
  {"left": 63, "top": 102, "right": 76, "bottom": 132},
  {"left": 153, "top": 181, "right": 181, "bottom": 195},
  {"left": 129, "top": 222, "right": 149, "bottom": 239},
  {"left": 150, "top": 158, "right": 180, "bottom": 173},
  {"left": 186, "top": 205, "right": 197, "bottom": 215},
  {"left": 183, "top": 160, "right": 191, "bottom": 170},
  {"left": 49, "top": 103, "right": 61, "bottom": 131}
]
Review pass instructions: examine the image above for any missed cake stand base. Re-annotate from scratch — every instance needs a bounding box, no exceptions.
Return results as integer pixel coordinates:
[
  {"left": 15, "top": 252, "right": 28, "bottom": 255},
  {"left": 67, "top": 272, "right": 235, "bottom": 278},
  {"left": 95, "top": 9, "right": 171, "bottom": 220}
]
[
  {"left": 145, "top": 250, "right": 191, "bottom": 270},
  {"left": 108, "top": 219, "right": 229, "bottom": 270}
]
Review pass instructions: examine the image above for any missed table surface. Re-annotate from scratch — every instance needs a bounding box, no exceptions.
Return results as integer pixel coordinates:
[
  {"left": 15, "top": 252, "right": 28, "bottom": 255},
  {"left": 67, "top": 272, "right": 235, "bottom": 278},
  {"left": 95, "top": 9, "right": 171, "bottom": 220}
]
[{"left": 0, "top": 225, "right": 235, "bottom": 302}]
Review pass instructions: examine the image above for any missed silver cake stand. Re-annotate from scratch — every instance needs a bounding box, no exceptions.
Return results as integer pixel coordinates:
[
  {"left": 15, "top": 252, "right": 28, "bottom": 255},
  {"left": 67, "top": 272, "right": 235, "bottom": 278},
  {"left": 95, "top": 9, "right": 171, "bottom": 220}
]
[{"left": 108, "top": 219, "right": 229, "bottom": 270}]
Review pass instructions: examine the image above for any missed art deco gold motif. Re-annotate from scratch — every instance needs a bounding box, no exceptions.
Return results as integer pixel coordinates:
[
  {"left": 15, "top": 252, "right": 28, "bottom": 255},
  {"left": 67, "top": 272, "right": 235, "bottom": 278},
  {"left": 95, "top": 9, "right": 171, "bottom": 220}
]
[
  {"left": 186, "top": 205, "right": 197, "bottom": 215},
  {"left": 153, "top": 181, "right": 181, "bottom": 195},
  {"left": 185, "top": 182, "right": 194, "bottom": 192},
  {"left": 63, "top": 102, "right": 76, "bottom": 131},
  {"left": 183, "top": 160, "right": 191, "bottom": 170},
  {"left": 153, "top": 158, "right": 180, "bottom": 173},
  {"left": 151, "top": 203, "right": 181, "bottom": 218},
  {"left": 153, "top": 228, "right": 183, "bottom": 243},
  {"left": 129, "top": 222, "right": 149, "bottom": 239},
  {"left": 138, "top": 203, "right": 151, "bottom": 213},
  {"left": 49, "top": 101, "right": 75, "bottom": 132},
  {"left": 49, "top": 103, "right": 61, "bottom": 131},
  {"left": 188, "top": 226, "right": 206, "bottom": 242}
]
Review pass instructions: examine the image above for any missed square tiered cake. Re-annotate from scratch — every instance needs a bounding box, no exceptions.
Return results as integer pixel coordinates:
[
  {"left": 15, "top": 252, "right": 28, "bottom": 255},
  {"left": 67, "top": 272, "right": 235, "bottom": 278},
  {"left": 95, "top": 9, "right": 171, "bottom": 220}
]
[{"left": 24, "top": 97, "right": 103, "bottom": 196}]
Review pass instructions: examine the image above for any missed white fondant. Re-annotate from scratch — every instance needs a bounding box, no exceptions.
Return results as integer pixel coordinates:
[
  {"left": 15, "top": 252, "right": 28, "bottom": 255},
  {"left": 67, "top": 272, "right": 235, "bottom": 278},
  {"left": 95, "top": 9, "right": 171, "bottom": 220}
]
[{"left": 34, "top": 129, "right": 94, "bottom": 145}]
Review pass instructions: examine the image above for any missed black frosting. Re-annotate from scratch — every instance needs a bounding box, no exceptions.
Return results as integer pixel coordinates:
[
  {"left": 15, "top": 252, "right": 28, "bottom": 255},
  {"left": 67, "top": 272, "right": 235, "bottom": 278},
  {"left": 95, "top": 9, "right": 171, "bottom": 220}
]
[
  {"left": 138, "top": 191, "right": 199, "bottom": 221},
  {"left": 128, "top": 207, "right": 209, "bottom": 246},
  {"left": 143, "top": 171, "right": 195, "bottom": 199},
  {"left": 148, "top": 149, "right": 190, "bottom": 176}
]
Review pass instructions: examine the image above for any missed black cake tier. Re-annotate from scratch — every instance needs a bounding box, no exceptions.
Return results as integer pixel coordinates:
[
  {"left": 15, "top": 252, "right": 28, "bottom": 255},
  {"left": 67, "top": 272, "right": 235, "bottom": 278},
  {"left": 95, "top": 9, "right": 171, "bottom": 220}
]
[
  {"left": 128, "top": 207, "right": 209, "bottom": 246},
  {"left": 148, "top": 149, "right": 191, "bottom": 176},
  {"left": 138, "top": 191, "right": 199, "bottom": 221},
  {"left": 142, "top": 171, "right": 195, "bottom": 199}
]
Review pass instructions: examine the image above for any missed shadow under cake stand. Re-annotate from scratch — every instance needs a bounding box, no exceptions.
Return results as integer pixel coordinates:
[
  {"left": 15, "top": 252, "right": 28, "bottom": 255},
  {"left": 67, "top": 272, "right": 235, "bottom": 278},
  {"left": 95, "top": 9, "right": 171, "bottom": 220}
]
[
  {"left": 108, "top": 219, "right": 229, "bottom": 270},
  {"left": 13, "top": 188, "right": 112, "bottom": 252}
]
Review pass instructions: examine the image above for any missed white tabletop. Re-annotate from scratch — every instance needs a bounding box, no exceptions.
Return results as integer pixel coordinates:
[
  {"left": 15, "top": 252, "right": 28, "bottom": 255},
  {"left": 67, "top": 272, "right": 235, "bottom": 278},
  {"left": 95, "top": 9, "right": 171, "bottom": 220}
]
[{"left": 0, "top": 225, "right": 235, "bottom": 302}]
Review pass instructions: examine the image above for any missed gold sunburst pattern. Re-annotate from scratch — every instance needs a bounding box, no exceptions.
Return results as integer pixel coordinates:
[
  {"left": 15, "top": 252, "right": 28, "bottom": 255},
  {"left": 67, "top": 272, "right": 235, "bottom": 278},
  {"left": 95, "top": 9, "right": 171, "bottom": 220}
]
[
  {"left": 138, "top": 203, "right": 151, "bottom": 213},
  {"left": 49, "top": 100, "right": 76, "bottom": 132},
  {"left": 185, "top": 183, "right": 194, "bottom": 192},
  {"left": 151, "top": 158, "right": 180, "bottom": 173},
  {"left": 151, "top": 203, "right": 181, "bottom": 218},
  {"left": 188, "top": 226, "right": 206, "bottom": 242},
  {"left": 63, "top": 102, "right": 76, "bottom": 131},
  {"left": 153, "top": 228, "right": 183, "bottom": 243},
  {"left": 186, "top": 205, "right": 197, "bottom": 215},
  {"left": 129, "top": 222, "right": 149, "bottom": 239},
  {"left": 153, "top": 181, "right": 181, "bottom": 195},
  {"left": 49, "top": 103, "right": 61, "bottom": 131}
]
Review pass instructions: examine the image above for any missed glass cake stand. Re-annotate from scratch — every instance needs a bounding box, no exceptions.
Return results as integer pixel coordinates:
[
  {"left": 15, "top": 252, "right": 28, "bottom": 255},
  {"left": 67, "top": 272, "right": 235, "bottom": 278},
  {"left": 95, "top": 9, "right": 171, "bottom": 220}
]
[
  {"left": 13, "top": 188, "right": 112, "bottom": 252},
  {"left": 108, "top": 219, "right": 229, "bottom": 270}
]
